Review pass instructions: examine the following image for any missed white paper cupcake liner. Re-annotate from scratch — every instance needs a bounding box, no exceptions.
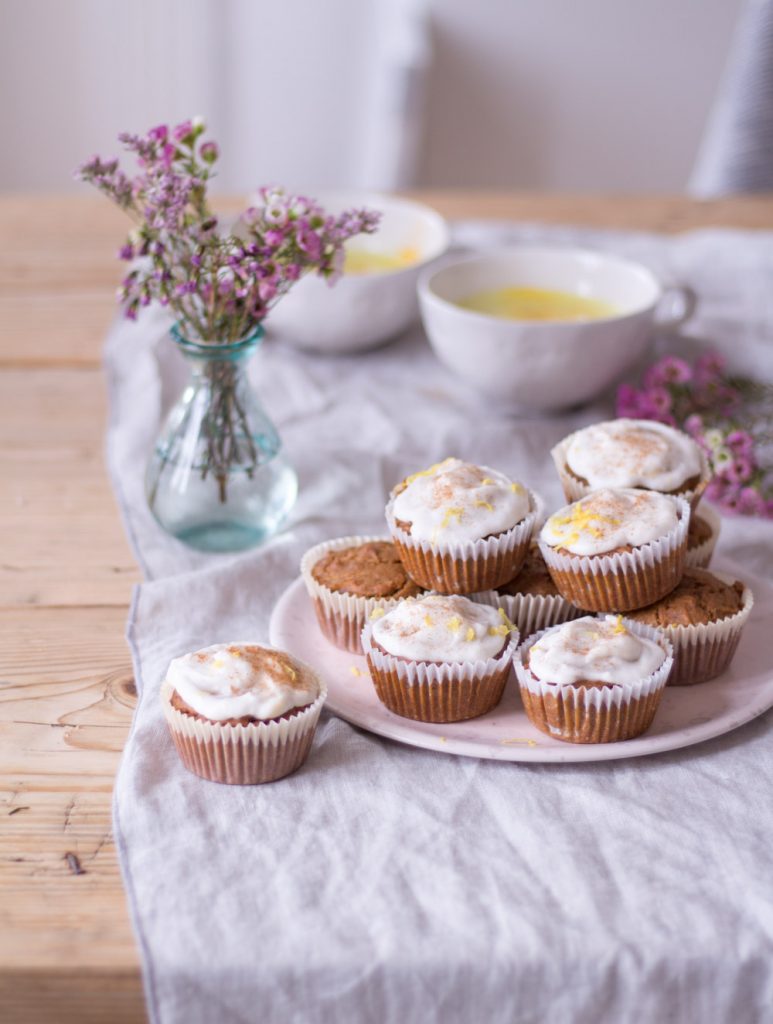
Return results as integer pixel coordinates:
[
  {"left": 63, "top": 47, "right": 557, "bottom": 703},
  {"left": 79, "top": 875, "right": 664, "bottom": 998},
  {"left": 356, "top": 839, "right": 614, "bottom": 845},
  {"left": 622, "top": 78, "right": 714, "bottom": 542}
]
[
  {"left": 471, "top": 589, "right": 582, "bottom": 638},
  {"left": 515, "top": 619, "right": 673, "bottom": 743},
  {"left": 685, "top": 502, "right": 721, "bottom": 570},
  {"left": 161, "top": 676, "right": 327, "bottom": 785},
  {"left": 361, "top": 622, "right": 519, "bottom": 723},
  {"left": 301, "top": 534, "right": 423, "bottom": 654},
  {"left": 538, "top": 494, "right": 691, "bottom": 612},
  {"left": 646, "top": 571, "right": 754, "bottom": 686},
  {"left": 551, "top": 433, "right": 712, "bottom": 512},
  {"left": 385, "top": 488, "right": 544, "bottom": 594}
]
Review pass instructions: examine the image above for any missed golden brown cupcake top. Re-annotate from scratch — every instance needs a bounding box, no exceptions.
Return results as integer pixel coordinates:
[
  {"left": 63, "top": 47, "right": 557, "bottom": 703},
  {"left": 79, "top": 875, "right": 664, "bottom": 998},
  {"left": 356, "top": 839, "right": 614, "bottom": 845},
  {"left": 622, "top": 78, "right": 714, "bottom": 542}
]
[
  {"left": 497, "top": 544, "right": 559, "bottom": 597},
  {"left": 311, "top": 540, "right": 422, "bottom": 600},
  {"left": 628, "top": 569, "right": 744, "bottom": 629}
]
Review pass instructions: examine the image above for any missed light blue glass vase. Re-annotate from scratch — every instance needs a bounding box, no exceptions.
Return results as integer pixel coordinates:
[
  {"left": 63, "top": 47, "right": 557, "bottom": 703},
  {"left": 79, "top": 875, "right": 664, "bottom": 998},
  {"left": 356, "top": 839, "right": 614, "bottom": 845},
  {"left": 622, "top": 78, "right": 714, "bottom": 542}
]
[{"left": 145, "top": 324, "right": 297, "bottom": 553}]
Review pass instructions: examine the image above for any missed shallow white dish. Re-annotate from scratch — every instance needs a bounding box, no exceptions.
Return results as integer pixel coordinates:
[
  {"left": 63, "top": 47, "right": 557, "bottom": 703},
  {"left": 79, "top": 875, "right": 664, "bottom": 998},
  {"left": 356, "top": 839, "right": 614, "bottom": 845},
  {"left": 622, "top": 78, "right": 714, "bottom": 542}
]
[
  {"left": 267, "top": 192, "right": 450, "bottom": 354},
  {"left": 269, "top": 559, "right": 773, "bottom": 764}
]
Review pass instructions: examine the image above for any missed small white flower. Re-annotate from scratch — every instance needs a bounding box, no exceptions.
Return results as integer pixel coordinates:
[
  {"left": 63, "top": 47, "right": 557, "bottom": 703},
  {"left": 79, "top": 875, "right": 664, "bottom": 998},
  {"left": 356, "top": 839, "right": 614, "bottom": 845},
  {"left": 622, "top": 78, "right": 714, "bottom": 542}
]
[
  {"left": 704, "top": 429, "right": 725, "bottom": 450},
  {"left": 713, "top": 446, "right": 733, "bottom": 467}
]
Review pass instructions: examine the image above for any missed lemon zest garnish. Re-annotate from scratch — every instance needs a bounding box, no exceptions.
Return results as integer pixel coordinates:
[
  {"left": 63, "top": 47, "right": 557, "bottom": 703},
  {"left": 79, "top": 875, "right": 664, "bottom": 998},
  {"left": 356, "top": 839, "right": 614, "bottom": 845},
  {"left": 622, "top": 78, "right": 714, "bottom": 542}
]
[
  {"left": 213, "top": 658, "right": 225, "bottom": 670},
  {"left": 550, "top": 503, "right": 621, "bottom": 540},
  {"left": 510, "top": 482, "right": 523, "bottom": 493},
  {"left": 447, "top": 616, "right": 462, "bottom": 632},
  {"left": 475, "top": 500, "right": 494, "bottom": 512},
  {"left": 482, "top": 477, "right": 494, "bottom": 485},
  {"left": 283, "top": 664, "right": 297, "bottom": 680},
  {"left": 423, "top": 614, "right": 434, "bottom": 627},
  {"left": 612, "top": 615, "right": 627, "bottom": 635},
  {"left": 439, "top": 736, "right": 448, "bottom": 743},
  {"left": 369, "top": 607, "right": 385, "bottom": 620},
  {"left": 402, "top": 458, "right": 456, "bottom": 488},
  {"left": 488, "top": 624, "right": 510, "bottom": 637},
  {"left": 350, "top": 666, "right": 364, "bottom": 677},
  {"left": 441, "top": 506, "right": 463, "bottom": 529},
  {"left": 500, "top": 737, "right": 538, "bottom": 748},
  {"left": 465, "top": 627, "right": 475, "bottom": 641}
]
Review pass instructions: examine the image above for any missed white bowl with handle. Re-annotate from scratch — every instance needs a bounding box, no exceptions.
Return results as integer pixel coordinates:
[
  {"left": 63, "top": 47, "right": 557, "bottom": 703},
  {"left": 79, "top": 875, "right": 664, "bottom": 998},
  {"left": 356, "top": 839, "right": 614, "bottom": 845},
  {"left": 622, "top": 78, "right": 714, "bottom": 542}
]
[
  {"left": 268, "top": 192, "right": 450, "bottom": 354},
  {"left": 418, "top": 246, "right": 695, "bottom": 411}
]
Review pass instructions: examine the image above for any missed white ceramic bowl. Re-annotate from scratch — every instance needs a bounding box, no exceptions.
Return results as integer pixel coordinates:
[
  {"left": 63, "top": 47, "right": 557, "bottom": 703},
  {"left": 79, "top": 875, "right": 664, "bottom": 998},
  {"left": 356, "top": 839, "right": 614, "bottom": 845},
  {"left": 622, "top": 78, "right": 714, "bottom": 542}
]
[
  {"left": 267, "top": 192, "right": 450, "bottom": 354},
  {"left": 418, "top": 246, "right": 695, "bottom": 411}
]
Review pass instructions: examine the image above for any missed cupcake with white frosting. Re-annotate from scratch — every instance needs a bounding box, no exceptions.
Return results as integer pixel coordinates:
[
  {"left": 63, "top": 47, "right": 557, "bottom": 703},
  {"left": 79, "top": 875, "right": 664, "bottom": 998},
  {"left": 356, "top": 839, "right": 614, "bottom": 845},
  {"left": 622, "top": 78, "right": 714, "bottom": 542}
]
[
  {"left": 361, "top": 593, "right": 518, "bottom": 722},
  {"left": 552, "top": 418, "right": 711, "bottom": 511},
  {"left": 385, "top": 457, "right": 541, "bottom": 594},
  {"left": 161, "top": 643, "right": 326, "bottom": 784},
  {"left": 539, "top": 487, "right": 690, "bottom": 612},
  {"left": 515, "top": 615, "right": 673, "bottom": 743}
]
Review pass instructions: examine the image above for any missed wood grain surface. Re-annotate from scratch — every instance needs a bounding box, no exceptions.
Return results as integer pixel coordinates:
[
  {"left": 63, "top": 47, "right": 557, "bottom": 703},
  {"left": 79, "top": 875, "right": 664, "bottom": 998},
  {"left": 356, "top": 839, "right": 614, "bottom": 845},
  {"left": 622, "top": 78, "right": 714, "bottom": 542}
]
[{"left": 3, "top": 191, "right": 773, "bottom": 1023}]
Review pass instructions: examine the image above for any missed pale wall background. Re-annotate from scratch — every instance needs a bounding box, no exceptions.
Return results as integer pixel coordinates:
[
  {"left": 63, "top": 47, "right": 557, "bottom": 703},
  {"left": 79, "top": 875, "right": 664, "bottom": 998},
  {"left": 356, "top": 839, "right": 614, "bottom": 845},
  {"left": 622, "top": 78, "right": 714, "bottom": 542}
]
[{"left": 0, "top": 0, "right": 745, "bottom": 194}]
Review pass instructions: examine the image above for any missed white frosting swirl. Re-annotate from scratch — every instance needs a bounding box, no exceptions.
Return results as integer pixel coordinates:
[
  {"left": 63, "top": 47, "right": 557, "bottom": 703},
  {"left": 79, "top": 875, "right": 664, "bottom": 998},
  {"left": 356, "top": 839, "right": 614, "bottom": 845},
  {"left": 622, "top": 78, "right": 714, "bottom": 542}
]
[
  {"left": 391, "top": 458, "right": 529, "bottom": 543},
  {"left": 167, "top": 643, "right": 319, "bottom": 722},
  {"left": 540, "top": 488, "right": 678, "bottom": 556},
  {"left": 565, "top": 419, "right": 702, "bottom": 491},
  {"left": 371, "top": 594, "right": 511, "bottom": 663},
  {"left": 528, "top": 616, "right": 666, "bottom": 686}
]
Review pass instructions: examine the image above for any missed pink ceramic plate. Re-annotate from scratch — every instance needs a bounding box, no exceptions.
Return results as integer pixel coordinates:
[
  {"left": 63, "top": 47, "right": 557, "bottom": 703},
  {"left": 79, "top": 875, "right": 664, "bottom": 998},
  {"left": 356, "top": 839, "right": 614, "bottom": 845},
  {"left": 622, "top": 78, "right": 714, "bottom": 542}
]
[{"left": 268, "top": 559, "right": 773, "bottom": 763}]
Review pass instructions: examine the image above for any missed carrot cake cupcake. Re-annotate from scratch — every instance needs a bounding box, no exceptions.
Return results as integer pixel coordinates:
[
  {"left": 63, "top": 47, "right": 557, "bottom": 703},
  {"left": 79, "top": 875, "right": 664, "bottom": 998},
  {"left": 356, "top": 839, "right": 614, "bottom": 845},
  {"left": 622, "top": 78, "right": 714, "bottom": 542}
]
[
  {"left": 385, "top": 457, "right": 541, "bottom": 593},
  {"left": 685, "top": 503, "right": 721, "bottom": 569},
  {"left": 361, "top": 593, "right": 518, "bottom": 722},
  {"left": 515, "top": 614, "right": 673, "bottom": 743},
  {"left": 539, "top": 487, "right": 690, "bottom": 612},
  {"left": 472, "top": 543, "right": 582, "bottom": 637},
  {"left": 627, "top": 568, "right": 753, "bottom": 685},
  {"left": 552, "top": 418, "right": 711, "bottom": 510},
  {"left": 161, "top": 642, "right": 326, "bottom": 784},
  {"left": 301, "top": 536, "right": 423, "bottom": 653}
]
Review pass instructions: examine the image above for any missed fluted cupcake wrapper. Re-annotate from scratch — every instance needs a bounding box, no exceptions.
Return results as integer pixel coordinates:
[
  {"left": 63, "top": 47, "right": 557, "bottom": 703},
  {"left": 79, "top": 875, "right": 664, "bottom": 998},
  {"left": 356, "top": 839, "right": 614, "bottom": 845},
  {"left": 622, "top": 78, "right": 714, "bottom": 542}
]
[
  {"left": 471, "top": 589, "right": 582, "bottom": 638},
  {"left": 655, "top": 572, "right": 754, "bottom": 686},
  {"left": 515, "top": 619, "right": 673, "bottom": 744},
  {"left": 550, "top": 435, "right": 712, "bottom": 512},
  {"left": 361, "top": 624, "right": 518, "bottom": 723},
  {"left": 685, "top": 503, "right": 721, "bottom": 570},
  {"left": 539, "top": 495, "right": 691, "bottom": 612},
  {"left": 301, "top": 534, "right": 424, "bottom": 655},
  {"left": 161, "top": 679, "right": 327, "bottom": 785},
  {"left": 385, "top": 489, "right": 543, "bottom": 595}
]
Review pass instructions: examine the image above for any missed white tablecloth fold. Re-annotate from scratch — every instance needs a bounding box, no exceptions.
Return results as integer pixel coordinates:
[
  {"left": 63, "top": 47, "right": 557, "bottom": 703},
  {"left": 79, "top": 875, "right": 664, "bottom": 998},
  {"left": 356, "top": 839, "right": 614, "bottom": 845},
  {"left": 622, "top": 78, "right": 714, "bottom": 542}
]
[{"left": 110, "top": 222, "right": 773, "bottom": 1024}]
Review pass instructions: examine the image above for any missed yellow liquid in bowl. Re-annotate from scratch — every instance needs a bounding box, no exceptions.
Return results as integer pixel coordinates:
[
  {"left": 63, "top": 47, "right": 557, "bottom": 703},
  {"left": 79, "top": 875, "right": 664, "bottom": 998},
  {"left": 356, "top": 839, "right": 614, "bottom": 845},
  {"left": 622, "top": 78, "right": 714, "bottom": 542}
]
[
  {"left": 457, "top": 286, "right": 618, "bottom": 322},
  {"left": 344, "top": 247, "right": 420, "bottom": 275}
]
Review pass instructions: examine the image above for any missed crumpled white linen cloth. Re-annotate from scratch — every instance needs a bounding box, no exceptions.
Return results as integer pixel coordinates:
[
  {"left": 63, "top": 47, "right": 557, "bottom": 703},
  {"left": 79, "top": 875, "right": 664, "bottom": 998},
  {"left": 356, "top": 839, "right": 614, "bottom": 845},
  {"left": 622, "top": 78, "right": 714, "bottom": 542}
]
[{"left": 109, "top": 222, "right": 773, "bottom": 1024}]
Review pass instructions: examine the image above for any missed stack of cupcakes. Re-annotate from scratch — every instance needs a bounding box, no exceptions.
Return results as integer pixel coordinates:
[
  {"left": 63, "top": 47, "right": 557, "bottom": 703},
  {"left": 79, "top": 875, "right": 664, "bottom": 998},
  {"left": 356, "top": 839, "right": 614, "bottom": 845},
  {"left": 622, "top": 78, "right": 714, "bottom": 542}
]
[
  {"left": 518, "top": 418, "right": 754, "bottom": 743},
  {"left": 301, "top": 423, "right": 754, "bottom": 746}
]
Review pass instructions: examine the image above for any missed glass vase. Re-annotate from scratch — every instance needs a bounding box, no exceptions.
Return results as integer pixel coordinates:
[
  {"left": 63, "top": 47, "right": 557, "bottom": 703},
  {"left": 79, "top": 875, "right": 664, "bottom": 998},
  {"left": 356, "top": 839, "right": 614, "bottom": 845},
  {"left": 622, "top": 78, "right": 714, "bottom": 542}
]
[{"left": 145, "top": 324, "right": 297, "bottom": 553}]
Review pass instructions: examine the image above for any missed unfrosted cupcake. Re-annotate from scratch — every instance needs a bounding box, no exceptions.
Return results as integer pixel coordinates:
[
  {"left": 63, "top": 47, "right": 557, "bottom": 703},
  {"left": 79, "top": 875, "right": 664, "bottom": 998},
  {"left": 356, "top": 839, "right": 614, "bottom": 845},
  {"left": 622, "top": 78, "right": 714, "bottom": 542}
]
[
  {"left": 385, "top": 457, "right": 541, "bottom": 594},
  {"left": 515, "top": 615, "right": 673, "bottom": 743},
  {"left": 685, "top": 503, "right": 721, "bottom": 569},
  {"left": 301, "top": 536, "right": 423, "bottom": 653},
  {"left": 539, "top": 487, "right": 690, "bottom": 612},
  {"left": 552, "top": 418, "right": 711, "bottom": 510},
  {"left": 161, "top": 643, "right": 326, "bottom": 784},
  {"left": 472, "top": 543, "right": 582, "bottom": 637},
  {"left": 627, "top": 568, "right": 753, "bottom": 685},
  {"left": 361, "top": 593, "right": 518, "bottom": 722}
]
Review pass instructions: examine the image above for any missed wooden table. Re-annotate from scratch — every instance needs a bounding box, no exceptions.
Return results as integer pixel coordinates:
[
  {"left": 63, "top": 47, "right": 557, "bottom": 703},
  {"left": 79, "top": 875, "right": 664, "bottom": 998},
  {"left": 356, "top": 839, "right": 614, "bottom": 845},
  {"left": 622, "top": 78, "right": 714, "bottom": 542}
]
[{"left": 3, "top": 192, "right": 773, "bottom": 1022}]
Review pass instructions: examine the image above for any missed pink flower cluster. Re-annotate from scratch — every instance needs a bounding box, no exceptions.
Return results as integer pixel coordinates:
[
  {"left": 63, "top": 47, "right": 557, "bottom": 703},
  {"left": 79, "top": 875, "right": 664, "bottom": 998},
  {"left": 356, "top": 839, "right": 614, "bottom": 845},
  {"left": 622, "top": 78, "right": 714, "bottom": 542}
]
[
  {"left": 617, "top": 352, "right": 773, "bottom": 518},
  {"left": 76, "top": 119, "right": 380, "bottom": 343}
]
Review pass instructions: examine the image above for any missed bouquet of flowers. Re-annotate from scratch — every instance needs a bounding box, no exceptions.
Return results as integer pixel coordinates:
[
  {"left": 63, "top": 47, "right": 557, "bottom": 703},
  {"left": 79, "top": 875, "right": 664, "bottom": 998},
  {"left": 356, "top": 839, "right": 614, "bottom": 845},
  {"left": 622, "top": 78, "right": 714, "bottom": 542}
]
[
  {"left": 77, "top": 118, "right": 380, "bottom": 501},
  {"left": 617, "top": 352, "right": 773, "bottom": 517}
]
